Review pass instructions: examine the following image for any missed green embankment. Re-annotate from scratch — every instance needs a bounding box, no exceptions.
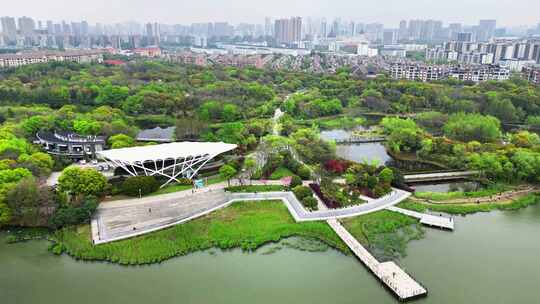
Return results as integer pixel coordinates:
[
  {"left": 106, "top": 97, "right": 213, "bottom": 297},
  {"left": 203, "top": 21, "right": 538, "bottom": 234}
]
[
  {"left": 51, "top": 200, "right": 347, "bottom": 265},
  {"left": 398, "top": 193, "right": 540, "bottom": 215},
  {"left": 341, "top": 210, "right": 424, "bottom": 260},
  {"left": 413, "top": 183, "right": 511, "bottom": 201}
]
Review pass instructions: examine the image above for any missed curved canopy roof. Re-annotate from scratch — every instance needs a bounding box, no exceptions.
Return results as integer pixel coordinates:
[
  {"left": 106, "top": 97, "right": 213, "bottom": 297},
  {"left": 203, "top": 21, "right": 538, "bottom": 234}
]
[{"left": 97, "top": 142, "right": 237, "bottom": 163}]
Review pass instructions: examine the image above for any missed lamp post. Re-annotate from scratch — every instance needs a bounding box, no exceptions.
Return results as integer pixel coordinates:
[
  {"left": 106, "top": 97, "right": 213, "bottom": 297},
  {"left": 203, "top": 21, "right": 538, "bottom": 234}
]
[{"left": 139, "top": 188, "right": 142, "bottom": 199}]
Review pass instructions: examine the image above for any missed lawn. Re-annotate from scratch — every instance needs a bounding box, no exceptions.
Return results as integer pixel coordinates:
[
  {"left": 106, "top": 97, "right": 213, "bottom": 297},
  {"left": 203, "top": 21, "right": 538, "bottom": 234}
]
[
  {"left": 413, "top": 183, "right": 511, "bottom": 201},
  {"left": 151, "top": 176, "right": 226, "bottom": 196},
  {"left": 51, "top": 200, "right": 347, "bottom": 265},
  {"left": 269, "top": 166, "right": 295, "bottom": 180}
]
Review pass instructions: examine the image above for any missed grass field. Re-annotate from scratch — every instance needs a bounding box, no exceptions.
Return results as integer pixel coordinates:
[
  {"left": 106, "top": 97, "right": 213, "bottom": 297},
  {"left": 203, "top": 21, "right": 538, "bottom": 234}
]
[
  {"left": 398, "top": 193, "right": 540, "bottom": 215},
  {"left": 413, "top": 183, "right": 511, "bottom": 201},
  {"left": 51, "top": 200, "right": 347, "bottom": 265},
  {"left": 269, "top": 166, "right": 295, "bottom": 180}
]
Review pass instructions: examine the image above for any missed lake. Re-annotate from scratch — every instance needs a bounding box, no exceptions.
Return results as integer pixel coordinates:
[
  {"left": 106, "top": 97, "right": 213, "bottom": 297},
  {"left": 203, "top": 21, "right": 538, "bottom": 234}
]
[{"left": 2, "top": 204, "right": 540, "bottom": 303}]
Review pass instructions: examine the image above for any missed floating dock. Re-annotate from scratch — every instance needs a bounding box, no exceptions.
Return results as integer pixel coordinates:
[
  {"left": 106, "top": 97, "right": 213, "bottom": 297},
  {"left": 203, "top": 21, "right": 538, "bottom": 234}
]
[
  {"left": 387, "top": 206, "right": 454, "bottom": 230},
  {"left": 327, "top": 219, "right": 427, "bottom": 301}
]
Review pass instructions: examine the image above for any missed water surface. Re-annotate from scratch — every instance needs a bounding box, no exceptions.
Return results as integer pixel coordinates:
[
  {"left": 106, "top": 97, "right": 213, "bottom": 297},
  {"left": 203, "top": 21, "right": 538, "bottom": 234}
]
[{"left": 2, "top": 205, "right": 540, "bottom": 303}]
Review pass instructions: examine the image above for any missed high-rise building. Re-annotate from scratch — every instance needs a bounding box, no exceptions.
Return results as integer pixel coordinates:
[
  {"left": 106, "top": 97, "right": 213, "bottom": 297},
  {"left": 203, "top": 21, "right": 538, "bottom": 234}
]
[
  {"left": 18, "top": 16, "right": 36, "bottom": 36},
  {"left": 398, "top": 20, "right": 408, "bottom": 40},
  {"left": 1, "top": 17, "right": 17, "bottom": 43},
  {"left": 477, "top": 20, "right": 497, "bottom": 42},
  {"left": 457, "top": 32, "right": 473, "bottom": 42},
  {"left": 264, "top": 17, "right": 272, "bottom": 37},
  {"left": 274, "top": 17, "right": 302, "bottom": 45},
  {"left": 46, "top": 20, "right": 54, "bottom": 34},
  {"left": 383, "top": 30, "right": 398, "bottom": 45}
]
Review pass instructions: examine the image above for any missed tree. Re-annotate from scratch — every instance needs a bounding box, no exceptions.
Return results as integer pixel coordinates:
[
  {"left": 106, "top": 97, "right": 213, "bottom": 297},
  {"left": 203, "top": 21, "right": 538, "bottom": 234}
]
[
  {"left": 5, "top": 177, "right": 56, "bottom": 226},
  {"left": 121, "top": 176, "right": 160, "bottom": 196},
  {"left": 49, "top": 196, "right": 99, "bottom": 229},
  {"left": 378, "top": 168, "right": 394, "bottom": 184},
  {"left": 108, "top": 134, "right": 135, "bottom": 149},
  {"left": 73, "top": 118, "right": 101, "bottom": 135},
  {"left": 57, "top": 166, "right": 108, "bottom": 198},
  {"left": 219, "top": 164, "right": 237, "bottom": 186},
  {"left": 443, "top": 113, "right": 502, "bottom": 143}
]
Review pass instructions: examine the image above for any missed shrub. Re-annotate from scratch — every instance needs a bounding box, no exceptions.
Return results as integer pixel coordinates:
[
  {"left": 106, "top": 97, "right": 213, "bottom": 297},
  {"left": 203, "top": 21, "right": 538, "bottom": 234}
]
[
  {"left": 289, "top": 175, "right": 303, "bottom": 188},
  {"left": 297, "top": 165, "right": 311, "bottom": 180},
  {"left": 293, "top": 186, "right": 312, "bottom": 200},
  {"left": 121, "top": 176, "right": 160, "bottom": 196},
  {"left": 302, "top": 197, "right": 318, "bottom": 210},
  {"left": 49, "top": 196, "right": 98, "bottom": 229}
]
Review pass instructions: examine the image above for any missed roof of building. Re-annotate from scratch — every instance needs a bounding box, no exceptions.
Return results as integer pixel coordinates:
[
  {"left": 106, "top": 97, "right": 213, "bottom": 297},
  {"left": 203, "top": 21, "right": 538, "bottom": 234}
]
[
  {"left": 136, "top": 126, "right": 175, "bottom": 142},
  {"left": 97, "top": 142, "right": 237, "bottom": 163},
  {"left": 36, "top": 131, "right": 106, "bottom": 144}
]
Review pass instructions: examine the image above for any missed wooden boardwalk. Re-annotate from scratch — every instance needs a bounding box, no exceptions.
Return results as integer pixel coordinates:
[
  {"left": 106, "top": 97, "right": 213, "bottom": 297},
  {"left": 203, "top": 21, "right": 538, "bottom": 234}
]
[
  {"left": 387, "top": 206, "right": 454, "bottom": 230},
  {"left": 327, "top": 219, "right": 427, "bottom": 301},
  {"left": 404, "top": 171, "right": 479, "bottom": 183}
]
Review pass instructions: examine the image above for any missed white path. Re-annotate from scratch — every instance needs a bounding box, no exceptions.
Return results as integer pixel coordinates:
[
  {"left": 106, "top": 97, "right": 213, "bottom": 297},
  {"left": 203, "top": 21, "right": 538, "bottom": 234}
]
[{"left": 92, "top": 186, "right": 411, "bottom": 244}]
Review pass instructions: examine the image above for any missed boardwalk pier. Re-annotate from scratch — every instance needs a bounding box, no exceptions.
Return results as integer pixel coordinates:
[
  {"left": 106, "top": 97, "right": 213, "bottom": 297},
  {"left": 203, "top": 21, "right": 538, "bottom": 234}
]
[
  {"left": 327, "top": 219, "right": 427, "bottom": 301},
  {"left": 387, "top": 206, "right": 454, "bottom": 230}
]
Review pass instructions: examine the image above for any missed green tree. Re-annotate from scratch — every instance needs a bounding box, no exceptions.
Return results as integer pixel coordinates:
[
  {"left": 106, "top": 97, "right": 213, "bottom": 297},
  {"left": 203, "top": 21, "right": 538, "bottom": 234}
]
[
  {"left": 219, "top": 164, "right": 237, "bottom": 186},
  {"left": 57, "top": 166, "right": 107, "bottom": 198}
]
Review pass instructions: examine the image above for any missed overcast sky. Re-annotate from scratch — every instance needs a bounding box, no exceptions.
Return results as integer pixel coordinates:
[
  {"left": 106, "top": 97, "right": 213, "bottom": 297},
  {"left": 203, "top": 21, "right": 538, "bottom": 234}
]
[{"left": 2, "top": 0, "right": 539, "bottom": 27}]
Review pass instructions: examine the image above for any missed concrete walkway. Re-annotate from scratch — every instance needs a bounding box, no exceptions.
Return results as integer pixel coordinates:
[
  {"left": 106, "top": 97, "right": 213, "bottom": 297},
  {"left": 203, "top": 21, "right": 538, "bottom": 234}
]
[{"left": 92, "top": 186, "right": 411, "bottom": 244}]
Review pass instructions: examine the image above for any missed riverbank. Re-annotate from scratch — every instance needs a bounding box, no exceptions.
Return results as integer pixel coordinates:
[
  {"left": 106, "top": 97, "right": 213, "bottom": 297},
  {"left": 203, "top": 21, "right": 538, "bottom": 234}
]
[
  {"left": 51, "top": 200, "right": 348, "bottom": 265},
  {"left": 399, "top": 193, "right": 540, "bottom": 215}
]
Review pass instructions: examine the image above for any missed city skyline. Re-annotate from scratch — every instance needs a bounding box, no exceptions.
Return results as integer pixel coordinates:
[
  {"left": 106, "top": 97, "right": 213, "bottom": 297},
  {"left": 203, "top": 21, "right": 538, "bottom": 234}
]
[{"left": 2, "top": 0, "right": 540, "bottom": 27}]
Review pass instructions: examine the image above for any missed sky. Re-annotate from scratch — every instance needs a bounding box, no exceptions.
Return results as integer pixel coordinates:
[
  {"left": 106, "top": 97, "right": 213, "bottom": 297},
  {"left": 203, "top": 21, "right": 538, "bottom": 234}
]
[{"left": 2, "top": 0, "right": 539, "bottom": 27}]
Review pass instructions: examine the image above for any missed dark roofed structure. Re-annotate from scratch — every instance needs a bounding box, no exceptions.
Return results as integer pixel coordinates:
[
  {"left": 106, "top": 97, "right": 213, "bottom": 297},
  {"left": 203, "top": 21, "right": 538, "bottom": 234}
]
[
  {"left": 35, "top": 131, "right": 106, "bottom": 159},
  {"left": 136, "top": 126, "right": 176, "bottom": 142}
]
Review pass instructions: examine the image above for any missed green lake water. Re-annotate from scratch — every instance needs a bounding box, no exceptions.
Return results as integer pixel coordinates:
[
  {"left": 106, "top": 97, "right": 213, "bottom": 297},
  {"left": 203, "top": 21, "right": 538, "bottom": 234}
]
[{"left": 2, "top": 205, "right": 540, "bottom": 304}]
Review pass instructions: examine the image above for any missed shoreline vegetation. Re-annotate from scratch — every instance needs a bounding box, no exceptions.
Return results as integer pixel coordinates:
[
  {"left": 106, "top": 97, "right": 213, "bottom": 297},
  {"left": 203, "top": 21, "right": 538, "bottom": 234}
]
[
  {"left": 399, "top": 193, "right": 540, "bottom": 215},
  {"left": 49, "top": 200, "right": 349, "bottom": 265},
  {"left": 4, "top": 190, "right": 540, "bottom": 265}
]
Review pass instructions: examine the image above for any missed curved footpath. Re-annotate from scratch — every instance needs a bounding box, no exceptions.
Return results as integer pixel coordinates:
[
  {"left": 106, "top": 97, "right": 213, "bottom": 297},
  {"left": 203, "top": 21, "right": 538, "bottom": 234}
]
[{"left": 91, "top": 182, "right": 411, "bottom": 245}]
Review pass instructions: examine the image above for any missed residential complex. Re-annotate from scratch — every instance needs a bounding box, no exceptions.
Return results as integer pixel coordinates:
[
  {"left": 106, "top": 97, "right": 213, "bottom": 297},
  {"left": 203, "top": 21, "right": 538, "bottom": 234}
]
[
  {"left": 0, "top": 50, "right": 103, "bottom": 68},
  {"left": 390, "top": 63, "right": 510, "bottom": 83}
]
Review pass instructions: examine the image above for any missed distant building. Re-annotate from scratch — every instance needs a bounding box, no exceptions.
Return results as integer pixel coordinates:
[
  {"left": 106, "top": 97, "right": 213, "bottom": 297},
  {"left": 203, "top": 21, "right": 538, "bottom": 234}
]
[
  {"left": 133, "top": 47, "right": 162, "bottom": 58},
  {"left": 449, "top": 64, "right": 510, "bottom": 82},
  {"left": 136, "top": 127, "right": 176, "bottom": 142},
  {"left": 0, "top": 50, "right": 103, "bottom": 68},
  {"left": 390, "top": 63, "right": 448, "bottom": 82},
  {"left": 35, "top": 131, "right": 105, "bottom": 160},
  {"left": 380, "top": 46, "right": 406, "bottom": 58},
  {"left": 274, "top": 17, "right": 302, "bottom": 45},
  {"left": 522, "top": 66, "right": 540, "bottom": 85}
]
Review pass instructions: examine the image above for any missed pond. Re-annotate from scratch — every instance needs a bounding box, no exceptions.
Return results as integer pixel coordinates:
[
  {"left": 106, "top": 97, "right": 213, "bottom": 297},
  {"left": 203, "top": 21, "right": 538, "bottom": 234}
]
[
  {"left": 320, "top": 128, "right": 392, "bottom": 165},
  {"left": 411, "top": 181, "right": 481, "bottom": 193},
  {"left": 2, "top": 204, "right": 540, "bottom": 303}
]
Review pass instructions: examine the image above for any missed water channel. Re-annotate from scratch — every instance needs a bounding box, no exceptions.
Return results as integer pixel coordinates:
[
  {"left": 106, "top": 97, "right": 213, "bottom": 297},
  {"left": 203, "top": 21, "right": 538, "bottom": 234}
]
[{"left": 2, "top": 204, "right": 540, "bottom": 304}]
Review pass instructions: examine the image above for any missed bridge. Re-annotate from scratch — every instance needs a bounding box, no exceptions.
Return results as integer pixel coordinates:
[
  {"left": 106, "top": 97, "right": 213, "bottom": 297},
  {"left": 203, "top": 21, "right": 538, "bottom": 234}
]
[
  {"left": 404, "top": 171, "right": 480, "bottom": 183},
  {"left": 335, "top": 135, "right": 386, "bottom": 144}
]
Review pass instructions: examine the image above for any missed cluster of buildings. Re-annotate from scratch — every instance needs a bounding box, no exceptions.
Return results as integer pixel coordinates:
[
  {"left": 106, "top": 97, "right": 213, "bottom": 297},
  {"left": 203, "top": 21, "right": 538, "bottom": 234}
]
[
  {"left": 389, "top": 62, "right": 512, "bottom": 83},
  {"left": 0, "top": 50, "right": 103, "bottom": 68},
  {"left": 425, "top": 38, "right": 540, "bottom": 70}
]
